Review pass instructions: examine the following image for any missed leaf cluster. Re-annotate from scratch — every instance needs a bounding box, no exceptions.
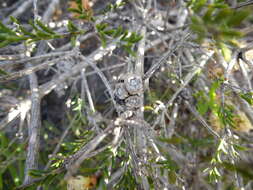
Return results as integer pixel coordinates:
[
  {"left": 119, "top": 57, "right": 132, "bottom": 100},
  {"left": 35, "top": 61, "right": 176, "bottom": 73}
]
[
  {"left": 96, "top": 23, "right": 142, "bottom": 55},
  {"left": 189, "top": 1, "right": 250, "bottom": 61},
  {"left": 0, "top": 17, "right": 86, "bottom": 48},
  {"left": 67, "top": 0, "right": 94, "bottom": 21},
  {"left": 0, "top": 133, "right": 26, "bottom": 189},
  {"left": 0, "top": 17, "right": 61, "bottom": 48}
]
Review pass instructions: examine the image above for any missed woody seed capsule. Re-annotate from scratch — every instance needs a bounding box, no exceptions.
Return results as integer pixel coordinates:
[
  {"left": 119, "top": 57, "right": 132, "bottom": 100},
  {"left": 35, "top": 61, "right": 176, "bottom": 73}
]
[{"left": 124, "top": 74, "right": 143, "bottom": 95}]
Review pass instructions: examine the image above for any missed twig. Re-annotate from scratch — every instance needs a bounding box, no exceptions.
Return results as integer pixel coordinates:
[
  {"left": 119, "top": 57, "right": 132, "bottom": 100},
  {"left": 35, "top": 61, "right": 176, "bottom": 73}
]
[
  {"left": 0, "top": 51, "right": 73, "bottom": 68},
  {"left": 143, "top": 32, "right": 190, "bottom": 81},
  {"left": 166, "top": 102, "right": 179, "bottom": 138},
  {"left": 216, "top": 51, "right": 253, "bottom": 124},
  {"left": 233, "top": 0, "right": 253, "bottom": 9},
  {"left": 55, "top": 32, "right": 96, "bottom": 52},
  {"left": 184, "top": 100, "right": 221, "bottom": 139},
  {"left": 44, "top": 117, "right": 76, "bottom": 170},
  {"left": 23, "top": 70, "right": 41, "bottom": 185},
  {"left": 130, "top": 1, "right": 151, "bottom": 189},
  {"left": 84, "top": 58, "right": 119, "bottom": 113},
  {"left": 3, "top": 0, "right": 33, "bottom": 23},
  {"left": 42, "top": 0, "right": 60, "bottom": 22},
  {"left": 64, "top": 122, "right": 117, "bottom": 179},
  {"left": 0, "top": 56, "right": 72, "bottom": 82},
  {"left": 39, "top": 40, "right": 118, "bottom": 97},
  {"left": 238, "top": 59, "right": 252, "bottom": 90},
  {"left": 23, "top": 1, "right": 42, "bottom": 184},
  {"left": 105, "top": 167, "right": 125, "bottom": 189},
  {"left": 165, "top": 50, "right": 214, "bottom": 108},
  {"left": 81, "top": 69, "right": 95, "bottom": 112}
]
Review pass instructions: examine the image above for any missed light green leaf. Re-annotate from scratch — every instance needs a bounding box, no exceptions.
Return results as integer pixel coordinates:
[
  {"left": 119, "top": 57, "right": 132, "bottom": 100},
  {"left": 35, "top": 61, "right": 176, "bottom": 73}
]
[
  {"left": 227, "top": 10, "right": 250, "bottom": 27},
  {"left": 36, "top": 20, "right": 56, "bottom": 34},
  {"left": 220, "top": 42, "right": 231, "bottom": 61}
]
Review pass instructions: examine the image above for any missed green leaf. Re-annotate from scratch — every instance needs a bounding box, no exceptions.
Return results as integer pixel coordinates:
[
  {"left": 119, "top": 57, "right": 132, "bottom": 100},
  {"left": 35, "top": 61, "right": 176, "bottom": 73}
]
[
  {"left": 77, "top": 14, "right": 89, "bottom": 20},
  {"left": 0, "top": 33, "right": 27, "bottom": 42},
  {"left": 0, "top": 40, "right": 10, "bottom": 48},
  {"left": 213, "top": 8, "right": 233, "bottom": 23},
  {"left": 35, "top": 31, "right": 52, "bottom": 38},
  {"left": 103, "top": 29, "right": 115, "bottom": 36},
  {"left": 190, "top": 16, "right": 206, "bottom": 41},
  {"left": 7, "top": 35, "right": 28, "bottom": 42},
  {"left": 70, "top": 35, "right": 77, "bottom": 47},
  {"left": 67, "top": 21, "right": 79, "bottom": 32},
  {"left": 75, "top": 0, "right": 81, "bottom": 4},
  {"left": 190, "top": 24, "right": 206, "bottom": 34},
  {"left": 67, "top": 8, "right": 83, "bottom": 14},
  {"left": 218, "top": 104, "right": 235, "bottom": 127},
  {"left": 128, "top": 33, "right": 142, "bottom": 43},
  {"left": 0, "top": 173, "right": 3, "bottom": 190},
  {"left": 79, "top": 167, "right": 99, "bottom": 174},
  {"left": 19, "top": 26, "right": 36, "bottom": 37},
  {"left": 219, "top": 42, "right": 231, "bottom": 61},
  {"left": 0, "top": 69, "right": 9, "bottom": 76},
  {"left": 221, "top": 161, "right": 253, "bottom": 179},
  {"left": 209, "top": 2, "right": 228, "bottom": 8},
  {"left": 209, "top": 80, "right": 221, "bottom": 110},
  {"left": 192, "top": 0, "right": 207, "bottom": 12},
  {"left": 36, "top": 20, "right": 56, "bottom": 34},
  {"left": 28, "top": 169, "right": 50, "bottom": 178},
  {"left": 227, "top": 10, "right": 250, "bottom": 27},
  {"left": 42, "top": 174, "right": 57, "bottom": 186},
  {"left": 168, "top": 171, "right": 177, "bottom": 184},
  {"left": 187, "top": 137, "right": 214, "bottom": 148},
  {"left": 220, "top": 28, "right": 243, "bottom": 39},
  {"left": 113, "top": 26, "right": 123, "bottom": 37},
  {"left": 120, "top": 30, "right": 129, "bottom": 40},
  {"left": 77, "top": 3, "right": 83, "bottom": 12},
  {"left": 10, "top": 16, "right": 21, "bottom": 24},
  {"left": 187, "top": 0, "right": 195, "bottom": 7},
  {"left": 28, "top": 20, "right": 40, "bottom": 31},
  {"left": 203, "top": 7, "right": 215, "bottom": 23},
  {"left": 0, "top": 33, "right": 11, "bottom": 40},
  {"left": 233, "top": 144, "right": 248, "bottom": 151},
  {"left": 157, "top": 159, "right": 179, "bottom": 170},
  {"left": 196, "top": 91, "right": 209, "bottom": 115},
  {"left": 217, "top": 138, "right": 228, "bottom": 154},
  {"left": 123, "top": 44, "right": 135, "bottom": 56},
  {"left": 197, "top": 101, "right": 209, "bottom": 115},
  {"left": 0, "top": 21, "right": 16, "bottom": 35},
  {"left": 99, "top": 32, "right": 107, "bottom": 48},
  {"left": 96, "top": 23, "right": 108, "bottom": 32},
  {"left": 240, "top": 92, "right": 253, "bottom": 105},
  {"left": 191, "top": 15, "right": 202, "bottom": 25},
  {"left": 158, "top": 136, "right": 183, "bottom": 144}
]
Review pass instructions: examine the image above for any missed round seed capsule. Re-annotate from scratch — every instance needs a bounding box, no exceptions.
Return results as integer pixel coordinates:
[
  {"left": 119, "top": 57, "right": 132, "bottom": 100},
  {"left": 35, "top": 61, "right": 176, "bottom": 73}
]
[
  {"left": 125, "top": 95, "right": 142, "bottom": 108},
  {"left": 114, "top": 83, "right": 129, "bottom": 100},
  {"left": 124, "top": 74, "right": 143, "bottom": 95}
]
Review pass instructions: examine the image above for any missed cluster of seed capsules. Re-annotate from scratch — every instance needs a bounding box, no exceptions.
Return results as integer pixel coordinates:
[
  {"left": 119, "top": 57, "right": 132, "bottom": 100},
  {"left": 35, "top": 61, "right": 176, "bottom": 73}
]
[{"left": 114, "top": 74, "right": 143, "bottom": 110}]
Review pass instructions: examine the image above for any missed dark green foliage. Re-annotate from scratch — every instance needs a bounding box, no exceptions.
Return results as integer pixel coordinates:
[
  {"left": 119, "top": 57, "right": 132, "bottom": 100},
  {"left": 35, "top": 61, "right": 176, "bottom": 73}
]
[
  {"left": 115, "top": 168, "right": 138, "bottom": 190},
  {"left": 218, "top": 104, "right": 235, "bottom": 128},
  {"left": 0, "top": 133, "right": 26, "bottom": 189},
  {"left": 102, "top": 1, "right": 126, "bottom": 14},
  {"left": 96, "top": 22, "right": 142, "bottom": 55},
  {"left": 0, "top": 16, "right": 87, "bottom": 48},
  {"left": 189, "top": 1, "right": 250, "bottom": 60},
  {"left": 67, "top": 0, "right": 94, "bottom": 21},
  {"left": 240, "top": 92, "right": 253, "bottom": 105}
]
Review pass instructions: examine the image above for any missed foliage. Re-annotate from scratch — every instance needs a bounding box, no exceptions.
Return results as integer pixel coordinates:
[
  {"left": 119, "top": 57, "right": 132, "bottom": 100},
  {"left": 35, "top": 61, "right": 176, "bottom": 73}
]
[
  {"left": 0, "top": 133, "right": 26, "bottom": 189},
  {"left": 0, "top": 17, "right": 85, "bottom": 48},
  {"left": 189, "top": 0, "right": 250, "bottom": 61}
]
